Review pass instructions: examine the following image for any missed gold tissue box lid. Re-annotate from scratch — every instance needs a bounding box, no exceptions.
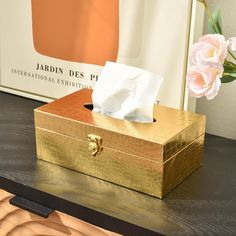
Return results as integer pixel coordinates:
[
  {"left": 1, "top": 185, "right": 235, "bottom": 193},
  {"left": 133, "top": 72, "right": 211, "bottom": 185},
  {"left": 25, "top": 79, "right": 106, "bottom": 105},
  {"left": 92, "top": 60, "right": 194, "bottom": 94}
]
[{"left": 35, "top": 89, "right": 205, "bottom": 162}]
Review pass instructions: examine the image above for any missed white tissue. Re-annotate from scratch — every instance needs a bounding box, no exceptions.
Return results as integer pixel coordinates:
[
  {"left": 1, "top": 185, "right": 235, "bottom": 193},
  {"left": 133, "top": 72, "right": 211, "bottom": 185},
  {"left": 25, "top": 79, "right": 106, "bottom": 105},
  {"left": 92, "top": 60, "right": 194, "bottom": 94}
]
[{"left": 92, "top": 62, "right": 163, "bottom": 123}]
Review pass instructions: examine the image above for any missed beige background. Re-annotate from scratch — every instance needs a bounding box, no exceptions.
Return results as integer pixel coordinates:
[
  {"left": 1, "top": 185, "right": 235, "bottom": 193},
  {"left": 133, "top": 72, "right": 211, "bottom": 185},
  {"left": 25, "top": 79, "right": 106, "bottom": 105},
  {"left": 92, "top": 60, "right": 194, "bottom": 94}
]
[{"left": 196, "top": 0, "right": 236, "bottom": 140}]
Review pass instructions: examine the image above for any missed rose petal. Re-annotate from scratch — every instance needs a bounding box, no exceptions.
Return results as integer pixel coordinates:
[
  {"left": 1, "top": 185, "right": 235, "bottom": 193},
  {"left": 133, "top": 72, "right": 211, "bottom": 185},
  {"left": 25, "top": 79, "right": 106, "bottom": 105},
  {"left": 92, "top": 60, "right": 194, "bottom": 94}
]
[
  {"left": 187, "top": 67, "right": 211, "bottom": 97},
  {"left": 205, "top": 77, "right": 221, "bottom": 100},
  {"left": 186, "top": 65, "right": 222, "bottom": 100}
]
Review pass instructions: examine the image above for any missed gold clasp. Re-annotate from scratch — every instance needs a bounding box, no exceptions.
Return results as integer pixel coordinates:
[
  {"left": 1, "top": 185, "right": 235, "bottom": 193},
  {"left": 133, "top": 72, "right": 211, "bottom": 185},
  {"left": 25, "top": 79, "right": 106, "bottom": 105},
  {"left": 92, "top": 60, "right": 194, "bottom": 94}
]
[{"left": 87, "top": 134, "right": 103, "bottom": 157}]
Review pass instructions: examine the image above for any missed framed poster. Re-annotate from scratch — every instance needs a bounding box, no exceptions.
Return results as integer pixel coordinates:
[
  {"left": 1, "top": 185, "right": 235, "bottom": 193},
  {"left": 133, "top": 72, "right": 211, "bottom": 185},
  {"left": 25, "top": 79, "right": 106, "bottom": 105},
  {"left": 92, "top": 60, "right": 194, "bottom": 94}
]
[{"left": 0, "top": 0, "right": 204, "bottom": 108}]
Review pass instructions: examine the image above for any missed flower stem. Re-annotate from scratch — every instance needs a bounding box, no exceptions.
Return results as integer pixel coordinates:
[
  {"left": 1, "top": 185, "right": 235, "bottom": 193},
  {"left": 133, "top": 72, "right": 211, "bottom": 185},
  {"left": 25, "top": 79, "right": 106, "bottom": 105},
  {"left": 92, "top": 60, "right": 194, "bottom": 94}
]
[
  {"left": 207, "top": 10, "right": 221, "bottom": 34},
  {"left": 203, "top": 1, "right": 221, "bottom": 34},
  {"left": 228, "top": 50, "right": 236, "bottom": 61}
]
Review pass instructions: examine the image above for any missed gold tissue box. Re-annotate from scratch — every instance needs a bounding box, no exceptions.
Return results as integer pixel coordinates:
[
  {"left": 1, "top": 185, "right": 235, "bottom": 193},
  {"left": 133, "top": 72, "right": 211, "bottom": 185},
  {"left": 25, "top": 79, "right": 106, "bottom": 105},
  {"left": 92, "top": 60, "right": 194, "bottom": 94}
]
[{"left": 34, "top": 89, "right": 205, "bottom": 198}]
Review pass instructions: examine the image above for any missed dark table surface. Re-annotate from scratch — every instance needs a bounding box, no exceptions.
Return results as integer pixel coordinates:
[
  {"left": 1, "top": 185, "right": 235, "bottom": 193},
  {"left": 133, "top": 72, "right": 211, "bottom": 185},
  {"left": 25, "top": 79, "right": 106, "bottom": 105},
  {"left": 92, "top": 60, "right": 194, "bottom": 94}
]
[{"left": 0, "top": 91, "right": 236, "bottom": 236}]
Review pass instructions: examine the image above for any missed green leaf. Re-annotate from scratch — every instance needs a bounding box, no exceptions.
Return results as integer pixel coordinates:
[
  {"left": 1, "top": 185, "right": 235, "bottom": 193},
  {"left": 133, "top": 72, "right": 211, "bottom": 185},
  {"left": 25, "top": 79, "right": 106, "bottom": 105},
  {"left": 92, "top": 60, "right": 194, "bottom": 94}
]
[
  {"left": 223, "top": 72, "right": 236, "bottom": 77},
  {"left": 208, "top": 8, "right": 222, "bottom": 34},
  {"left": 223, "top": 60, "right": 236, "bottom": 73},
  {"left": 221, "top": 75, "right": 236, "bottom": 83}
]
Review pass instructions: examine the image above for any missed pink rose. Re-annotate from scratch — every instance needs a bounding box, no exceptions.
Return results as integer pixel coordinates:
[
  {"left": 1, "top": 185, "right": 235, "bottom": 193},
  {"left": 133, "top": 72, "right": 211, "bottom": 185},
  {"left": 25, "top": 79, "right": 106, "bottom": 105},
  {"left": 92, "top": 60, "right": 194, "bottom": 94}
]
[
  {"left": 186, "top": 65, "right": 223, "bottom": 100},
  {"left": 189, "top": 34, "right": 229, "bottom": 67}
]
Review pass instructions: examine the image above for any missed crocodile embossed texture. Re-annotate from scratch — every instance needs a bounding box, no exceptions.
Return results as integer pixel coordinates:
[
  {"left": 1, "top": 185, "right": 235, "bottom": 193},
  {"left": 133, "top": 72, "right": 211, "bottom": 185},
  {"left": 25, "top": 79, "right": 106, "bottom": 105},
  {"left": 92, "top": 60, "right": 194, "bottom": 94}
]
[
  {"left": 36, "top": 128, "right": 204, "bottom": 198},
  {"left": 35, "top": 89, "right": 205, "bottom": 162}
]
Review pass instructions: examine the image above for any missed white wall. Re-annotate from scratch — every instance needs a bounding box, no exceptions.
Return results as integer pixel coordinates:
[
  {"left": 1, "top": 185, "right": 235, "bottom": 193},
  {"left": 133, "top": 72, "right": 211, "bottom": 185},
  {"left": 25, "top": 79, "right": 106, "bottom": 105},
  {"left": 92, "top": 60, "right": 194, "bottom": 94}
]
[{"left": 196, "top": 0, "right": 236, "bottom": 140}]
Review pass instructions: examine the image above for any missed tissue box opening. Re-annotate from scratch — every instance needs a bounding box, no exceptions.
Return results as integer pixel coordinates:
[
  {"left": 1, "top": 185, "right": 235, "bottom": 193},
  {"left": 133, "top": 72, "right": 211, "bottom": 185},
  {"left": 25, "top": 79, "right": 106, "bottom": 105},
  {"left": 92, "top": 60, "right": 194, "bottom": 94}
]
[{"left": 84, "top": 103, "right": 157, "bottom": 123}]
